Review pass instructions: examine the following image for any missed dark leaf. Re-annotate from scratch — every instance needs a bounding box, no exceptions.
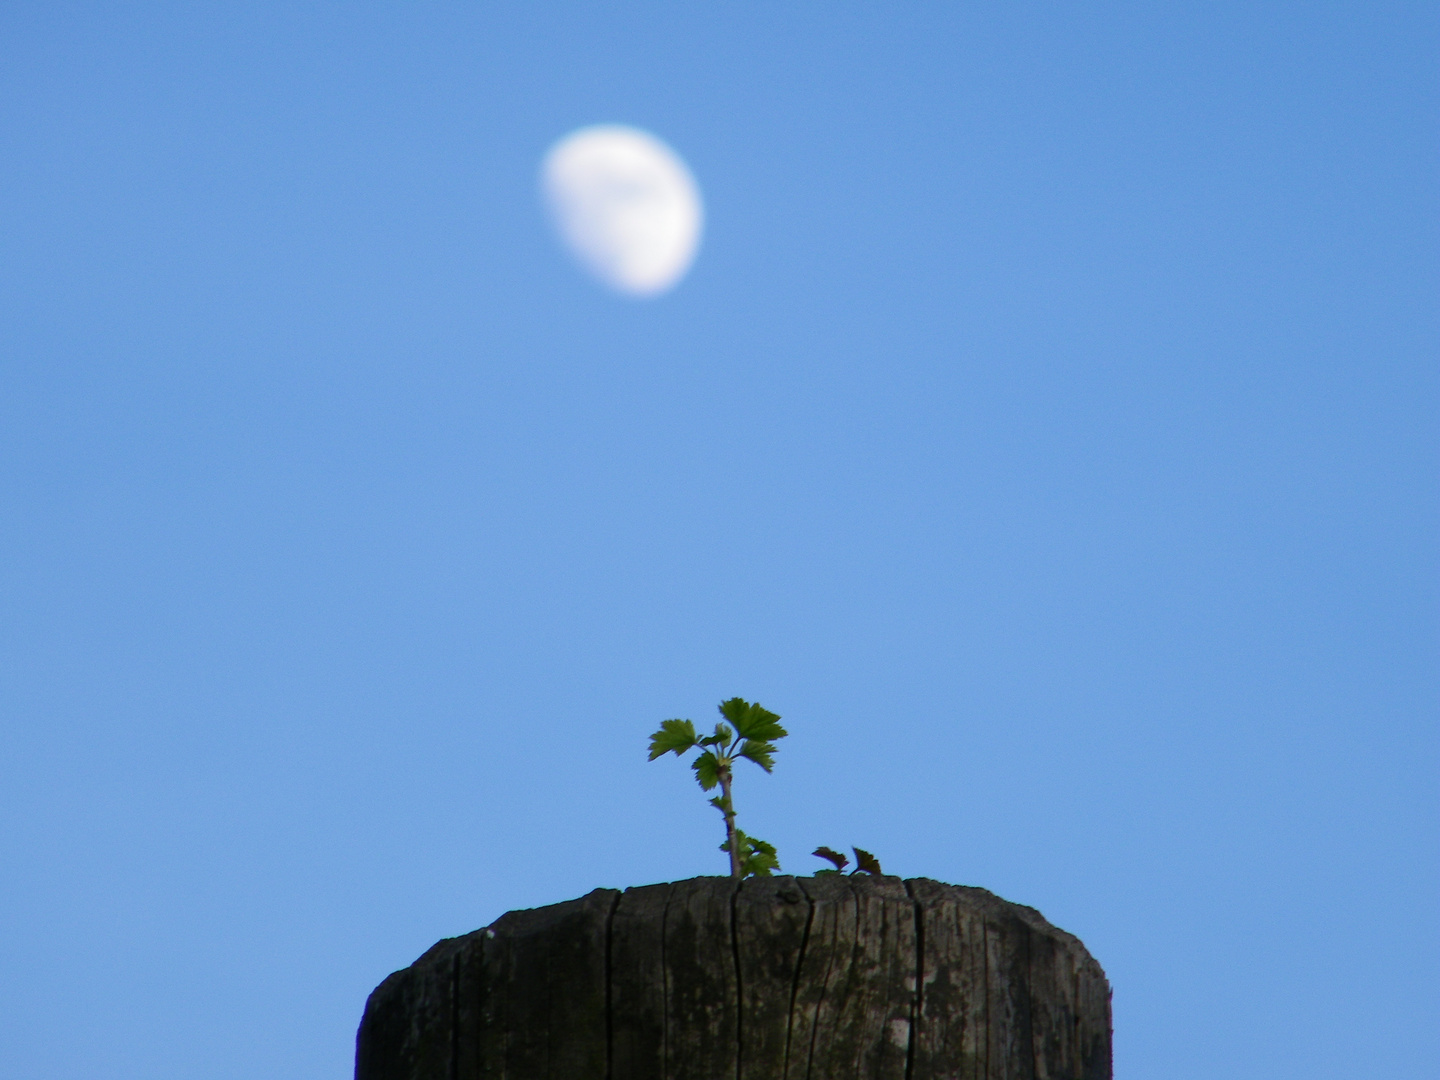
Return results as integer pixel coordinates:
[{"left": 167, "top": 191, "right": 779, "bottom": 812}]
[
  {"left": 647, "top": 718, "right": 698, "bottom": 760},
  {"left": 717, "top": 698, "right": 788, "bottom": 742},
  {"left": 852, "top": 847, "right": 883, "bottom": 876},
  {"left": 724, "top": 829, "right": 781, "bottom": 878},
  {"left": 743, "top": 835, "right": 781, "bottom": 877},
  {"left": 692, "top": 750, "right": 721, "bottom": 791},
  {"left": 813, "top": 846, "right": 849, "bottom": 871},
  {"left": 737, "top": 739, "right": 776, "bottom": 772}
]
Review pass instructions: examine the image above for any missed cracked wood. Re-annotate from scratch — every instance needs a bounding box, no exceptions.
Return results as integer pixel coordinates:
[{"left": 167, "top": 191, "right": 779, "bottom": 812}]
[{"left": 356, "top": 876, "right": 1111, "bottom": 1080}]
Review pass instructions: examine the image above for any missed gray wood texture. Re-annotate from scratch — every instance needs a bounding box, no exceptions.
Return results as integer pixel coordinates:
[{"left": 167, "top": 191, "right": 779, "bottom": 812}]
[{"left": 356, "top": 876, "right": 1110, "bottom": 1080}]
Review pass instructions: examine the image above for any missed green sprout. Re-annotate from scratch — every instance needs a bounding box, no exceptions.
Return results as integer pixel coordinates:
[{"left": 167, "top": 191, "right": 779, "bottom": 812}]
[
  {"left": 813, "top": 846, "right": 884, "bottom": 876},
  {"left": 648, "top": 697, "right": 787, "bottom": 879}
]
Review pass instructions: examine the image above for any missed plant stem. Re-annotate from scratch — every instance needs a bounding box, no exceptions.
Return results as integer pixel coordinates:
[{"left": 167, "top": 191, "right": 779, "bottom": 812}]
[{"left": 718, "top": 765, "right": 740, "bottom": 878}]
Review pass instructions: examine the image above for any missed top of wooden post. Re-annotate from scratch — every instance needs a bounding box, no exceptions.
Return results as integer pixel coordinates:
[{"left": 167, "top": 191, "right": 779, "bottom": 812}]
[{"left": 357, "top": 874, "right": 1111, "bottom": 1080}]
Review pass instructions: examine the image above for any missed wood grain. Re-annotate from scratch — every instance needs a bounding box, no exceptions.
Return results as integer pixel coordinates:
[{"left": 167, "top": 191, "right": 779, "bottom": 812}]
[{"left": 355, "top": 876, "right": 1111, "bottom": 1080}]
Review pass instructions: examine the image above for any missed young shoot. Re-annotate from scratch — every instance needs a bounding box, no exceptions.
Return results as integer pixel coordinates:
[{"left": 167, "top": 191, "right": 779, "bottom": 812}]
[
  {"left": 648, "top": 697, "right": 787, "bottom": 879},
  {"left": 813, "top": 846, "right": 885, "bottom": 876}
]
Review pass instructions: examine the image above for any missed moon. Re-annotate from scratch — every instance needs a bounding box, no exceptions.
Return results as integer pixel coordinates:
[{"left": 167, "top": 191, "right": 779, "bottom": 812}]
[{"left": 541, "top": 125, "right": 704, "bottom": 297}]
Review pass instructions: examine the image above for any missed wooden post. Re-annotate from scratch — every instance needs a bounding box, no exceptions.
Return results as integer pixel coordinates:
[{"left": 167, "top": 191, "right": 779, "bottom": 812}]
[{"left": 355, "top": 876, "right": 1111, "bottom": 1080}]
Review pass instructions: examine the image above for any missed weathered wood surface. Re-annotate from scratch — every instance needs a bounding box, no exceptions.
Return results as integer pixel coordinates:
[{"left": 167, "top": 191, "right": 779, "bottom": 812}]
[{"left": 356, "top": 876, "right": 1110, "bottom": 1080}]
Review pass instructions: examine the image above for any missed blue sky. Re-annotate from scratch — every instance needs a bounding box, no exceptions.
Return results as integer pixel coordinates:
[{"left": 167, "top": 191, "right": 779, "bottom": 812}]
[{"left": 2, "top": 3, "right": 1435, "bottom": 1078}]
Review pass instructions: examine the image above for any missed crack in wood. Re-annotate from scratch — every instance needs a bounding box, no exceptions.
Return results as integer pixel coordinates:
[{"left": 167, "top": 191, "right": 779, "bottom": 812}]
[
  {"left": 983, "top": 920, "right": 991, "bottom": 1080},
  {"left": 660, "top": 893, "right": 668, "bottom": 1080},
  {"left": 800, "top": 878, "right": 837, "bottom": 1080},
  {"left": 781, "top": 886, "right": 814, "bottom": 1080},
  {"left": 604, "top": 891, "right": 619, "bottom": 1080},
  {"left": 731, "top": 882, "right": 743, "bottom": 1080},
  {"left": 904, "top": 879, "right": 923, "bottom": 1080},
  {"left": 354, "top": 877, "right": 1110, "bottom": 1080}
]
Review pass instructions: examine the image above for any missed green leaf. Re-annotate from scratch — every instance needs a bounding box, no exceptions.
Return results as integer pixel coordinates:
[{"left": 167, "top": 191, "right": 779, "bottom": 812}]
[
  {"left": 647, "top": 718, "right": 698, "bottom": 760},
  {"left": 692, "top": 750, "right": 721, "bottom": 791},
  {"left": 722, "top": 829, "right": 782, "bottom": 878},
  {"left": 743, "top": 834, "right": 781, "bottom": 877},
  {"left": 708, "top": 795, "right": 732, "bottom": 816},
  {"left": 812, "top": 846, "right": 849, "bottom": 871},
  {"left": 737, "top": 739, "right": 776, "bottom": 772},
  {"left": 852, "top": 847, "right": 883, "bottom": 876},
  {"left": 717, "top": 698, "right": 788, "bottom": 743}
]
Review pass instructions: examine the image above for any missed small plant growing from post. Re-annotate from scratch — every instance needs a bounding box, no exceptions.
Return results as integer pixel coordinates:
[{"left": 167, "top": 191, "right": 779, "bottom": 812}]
[
  {"left": 648, "top": 697, "right": 787, "bottom": 879},
  {"left": 813, "top": 846, "right": 885, "bottom": 875}
]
